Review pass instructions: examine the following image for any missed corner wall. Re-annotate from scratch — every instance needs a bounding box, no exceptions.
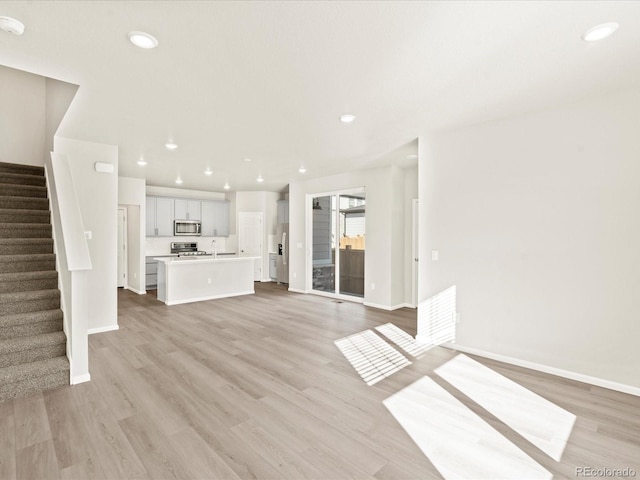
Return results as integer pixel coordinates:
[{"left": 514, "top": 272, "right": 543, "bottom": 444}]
[
  {"left": 54, "top": 137, "right": 119, "bottom": 333},
  {"left": 419, "top": 88, "right": 640, "bottom": 390}
]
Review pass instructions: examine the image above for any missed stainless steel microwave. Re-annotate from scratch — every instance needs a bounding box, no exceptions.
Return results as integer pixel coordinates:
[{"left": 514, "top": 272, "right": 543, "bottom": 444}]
[{"left": 174, "top": 220, "right": 201, "bottom": 236}]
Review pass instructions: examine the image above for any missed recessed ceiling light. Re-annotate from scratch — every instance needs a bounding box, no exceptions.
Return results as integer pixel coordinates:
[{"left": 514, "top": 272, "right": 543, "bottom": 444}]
[
  {"left": 339, "top": 113, "right": 356, "bottom": 123},
  {"left": 298, "top": 165, "right": 307, "bottom": 174},
  {"left": 165, "top": 142, "right": 178, "bottom": 150},
  {"left": 0, "top": 16, "right": 25, "bottom": 35},
  {"left": 204, "top": 168, "right": 213, "bottom": 176},
  {"left": 244, "top": 158, "right": 252, "bottom": 163},
  {"left": 257, "top": 174, "right": 264, "bottom": 183},
  {"left": 582, "top": 22, "right": 619, "bottom": 42},
  {"left": 175, "top": 177, "right": 183, "bottom": 184},
  {"left": 128, "top": 31, "right": 158, "bottom": 49},
  {"left": 137, "top": 158, "right": 147, "bottom": 166},
  {"left": 407, "top": 154, "right": 418, "bottom": 160},
  {"left": 223, "top": 181, "right": 230, "bottom": 190}
]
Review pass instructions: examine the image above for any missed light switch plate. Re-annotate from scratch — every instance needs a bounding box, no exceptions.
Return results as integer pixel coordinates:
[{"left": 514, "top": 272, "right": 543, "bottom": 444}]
[{"left": 431, "top": 250, "right": 439, "bottom": 261}]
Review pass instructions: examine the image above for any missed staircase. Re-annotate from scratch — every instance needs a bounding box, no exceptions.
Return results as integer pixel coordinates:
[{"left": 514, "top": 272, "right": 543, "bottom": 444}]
[{"left": 0, "top": 161, "right": 69, "bottom": 402}]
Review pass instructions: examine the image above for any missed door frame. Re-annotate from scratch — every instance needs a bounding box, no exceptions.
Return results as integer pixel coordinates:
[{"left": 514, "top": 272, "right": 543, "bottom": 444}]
[
  {"left": 305, "top": 187, "right": 365, "bottom": 303},
  {"left": 117, "top": 206, "right": 128, "bottom": 288}
]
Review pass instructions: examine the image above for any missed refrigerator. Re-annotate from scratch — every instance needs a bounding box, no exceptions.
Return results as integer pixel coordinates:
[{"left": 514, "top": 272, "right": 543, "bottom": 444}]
[{"left": 276, "top": 223, "right": 289, "bottom": 284}]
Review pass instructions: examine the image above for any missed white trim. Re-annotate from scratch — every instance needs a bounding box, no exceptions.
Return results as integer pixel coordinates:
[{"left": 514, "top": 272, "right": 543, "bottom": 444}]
[
  {"left": 125, "top": 286, "right": 146, "bottom": 295},
  {"left": 71, "top": 373, "right": 91, "bottom": 385},
  {"left": 163, "top": 290, "right": 255, "bottom": 306},
  {"left": 441, "top": 343, "right": 640, "bottom": 397},
  {"left": 363, "top": 301, "right": 412, "bottom": 311},
  {"left": 288, "top": 287, "right": 309, "bottom": 294},
  {"left": 88, "top": 325, "right": 119, "bottom": 335}
]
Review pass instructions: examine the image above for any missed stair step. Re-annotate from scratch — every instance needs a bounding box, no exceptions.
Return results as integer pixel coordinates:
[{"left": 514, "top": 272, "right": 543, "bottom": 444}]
[
  {"left": 0, "top": 238, "right": 53, "bottom": 255},
  {"left": 0, "top": 331, "right": 67, "bottom": 368},
  {"left": 0, "top": 183, "right": 47, "bottom": 199},
  {"left": 0, "top": 208, "right": 50, "bottom": 224},
  {"left": 0, "top": 356, "right": 69, "bottom": 402},
  {"left": 0, "top": 162, "right": 44, "bottom": 177},
  {"left": 0, "top": 253, "right": 55, "bottom": 273},
  {"left": 0, "top": 195, "right": 49, "bottom": 211},
  {"left": 0, "top": 270, "right": 58, "bottom": 294},
  {"left": 0, "top": 172, "right": 46, "bottom": 187},
  {"left": 0, "top": 223, "right": 52, "bottom": 239},
  {"left": 0, "top": 309, "right": 63, "bottom": 340},
  {"left": 0, "top": 289, "right": 60, "bottom": 315}
]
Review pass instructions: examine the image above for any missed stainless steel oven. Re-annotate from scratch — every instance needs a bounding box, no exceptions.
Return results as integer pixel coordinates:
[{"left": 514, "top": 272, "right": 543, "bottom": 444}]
[{"left": 174, "top": 220, "right": 201, "bottom": 236}]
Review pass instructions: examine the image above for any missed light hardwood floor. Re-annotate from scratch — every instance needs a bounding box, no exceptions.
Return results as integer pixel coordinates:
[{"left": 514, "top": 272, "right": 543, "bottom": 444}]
[{"left": 1, "top": 282, "right": 639, "bottom": 479}]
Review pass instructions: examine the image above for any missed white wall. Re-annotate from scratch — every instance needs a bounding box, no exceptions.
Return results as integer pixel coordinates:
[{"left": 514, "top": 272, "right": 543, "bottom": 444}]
[
  {"left": 289, "top": 165, "right": 414, "bottom": 309},
  {"left": 419, "top": 88, "right": 640, "bottom": 390},
  {"left": 119, "top": 176, "right": 146, "bottom": 294},
  {"left": 54, "top": 137, "right": 119, "bottom": 333},
  {"left": 0, "top": 65, "right": 46, "bottom": 166},
  {"left": 45, "top": 77, "right": 78, "bottom": 159}
]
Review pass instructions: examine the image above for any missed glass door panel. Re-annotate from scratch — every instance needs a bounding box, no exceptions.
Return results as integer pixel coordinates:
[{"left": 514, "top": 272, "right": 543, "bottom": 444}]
[
  {"left": 312, "top": 196, "right": 335, "bottom": 293},
  {"left": 312, "top": 191, "right": 365, "bottom": 298},
  {"left": 338, "top": 194, "right": 365, "bottom": 297}
]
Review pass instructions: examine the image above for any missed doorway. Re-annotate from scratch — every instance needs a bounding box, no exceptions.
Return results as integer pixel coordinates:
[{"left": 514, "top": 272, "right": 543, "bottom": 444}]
[{"left": 311, "top": 190, "right": 366, "bottom": 300}]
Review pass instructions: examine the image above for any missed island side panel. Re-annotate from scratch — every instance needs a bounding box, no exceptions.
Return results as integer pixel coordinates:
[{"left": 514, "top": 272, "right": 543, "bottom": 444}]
[
  {"left": 157, "top": 260, "right": 167, "bottom": 302},
  {"left": 165, "top": 258, "right": 255, "bottom": 305}
]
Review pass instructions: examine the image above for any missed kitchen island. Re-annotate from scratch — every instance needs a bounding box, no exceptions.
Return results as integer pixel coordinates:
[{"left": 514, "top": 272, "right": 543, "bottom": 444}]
[{"left": 154, "top": 256, "right": 257, "bottom": 305}]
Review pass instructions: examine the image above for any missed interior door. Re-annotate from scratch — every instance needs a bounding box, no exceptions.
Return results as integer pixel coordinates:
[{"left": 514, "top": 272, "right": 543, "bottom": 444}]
[
  {"left": 117, "top": 208, "right": 127, "bottom": 288},
  {"left": 238, "top": 212, "right": 263, "bottom": 281}
]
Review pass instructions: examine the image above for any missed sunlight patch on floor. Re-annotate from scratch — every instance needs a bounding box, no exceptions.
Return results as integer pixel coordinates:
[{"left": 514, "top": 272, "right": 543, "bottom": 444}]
[
  {"left": 334, "top": 330, "right": 411, "bottom": 385},
  {"left": 384, "top": 376, "right": 552, "bottom": 480},
  {"left": 375, "top": 323, "right": 433, "bottom": 357},
  {"left": 435, "top": 354, "right": 576, "bottom": 461}
]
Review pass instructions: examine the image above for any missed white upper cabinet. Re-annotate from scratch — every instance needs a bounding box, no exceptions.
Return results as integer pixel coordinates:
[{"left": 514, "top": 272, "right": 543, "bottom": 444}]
[
  {"left": 146, "top": 196, "right": 175, "bottom": 236},
  {"left": 201, "top": 200, "right": 230, "bottom": 237},
  {"left": 174, "top": 199, "right": 201, "bottom": 221}
]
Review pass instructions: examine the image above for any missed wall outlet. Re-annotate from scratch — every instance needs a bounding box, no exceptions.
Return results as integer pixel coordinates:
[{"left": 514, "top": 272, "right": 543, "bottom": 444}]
[
  {"left": 431, "top": 250, "right": 439, "bottom": 261},
  {"left": 133, "top": 273, "right": 137, "bottom": 279},
  {"left": 293, "top": 272, "right": 297, "bottom": 279},
  {"left": 207, "top": 278, "right": 212, "bottom": 284},
  {"left": 371, "top": 283, "right": 375, "bottom": 290}
]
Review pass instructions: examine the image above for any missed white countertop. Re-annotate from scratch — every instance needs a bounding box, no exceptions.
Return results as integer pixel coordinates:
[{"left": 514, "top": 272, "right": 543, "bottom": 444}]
[{"left": 154, "top": 256, "right": 258, "bottom": 265}]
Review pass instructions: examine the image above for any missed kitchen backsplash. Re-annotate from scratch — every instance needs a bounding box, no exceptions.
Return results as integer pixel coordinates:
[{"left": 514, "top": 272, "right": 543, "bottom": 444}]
[{"left": 146, "top": 234, "right": 238, "bottom": 256}]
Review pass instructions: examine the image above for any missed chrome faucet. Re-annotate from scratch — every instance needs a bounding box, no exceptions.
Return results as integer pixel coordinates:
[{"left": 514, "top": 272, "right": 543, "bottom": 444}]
[{"left": 211, "top": 239, "right": 217, "bottom": 258}]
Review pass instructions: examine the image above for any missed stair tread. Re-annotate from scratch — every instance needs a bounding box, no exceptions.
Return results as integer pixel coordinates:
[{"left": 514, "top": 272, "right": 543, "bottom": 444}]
[
  {"left": 0, "top": 270, "right": 57, "bottom": 281},
  {"left": 0, "top": 356, "right": 68, "bottom": 384},
  {"left": 0, "top": 223, "right": 51, "bottom": 229},
  {"left": 0, "top": 331, "right": 66, "bottom": 356},
  {"left": 0, "top": 238, "right": 53, "bottom": 245},
  {"left": 0, "top": 288, "right": 60, "bottom": 302},
  {"left": 0, "top": 309, "right": 63, "bottom": 327},
  {"left": 0, "top": 162, "right": 44, "bottom": 175},
  {"left": 0, "top": 172, "right": 46, "bottom": 186},
  {"left": 0, "top": 207, "right": 50, "bottom": 215},
  {"left": 0, "top": 253, "right": 55, "bottom": 262}
]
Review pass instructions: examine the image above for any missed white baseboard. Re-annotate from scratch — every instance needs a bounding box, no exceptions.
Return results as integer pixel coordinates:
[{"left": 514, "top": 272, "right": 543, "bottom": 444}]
[
  {"left": 126, "top": 286, "right": 146, "bottom": 295},
  {"left": 71, "top": 373, "right": 91, "bottom": 385},
  {"left": 288, "top": 287, "right": 309, "bottom": 294},
  {"left": 442, "top": 343, "right": 640, "bottom": 397},
  {"left": 88, "top": 325, "right": 119, "bottom": 335},
  {"left": 363, "top": 301, "right": 411, "bottom": 311}
]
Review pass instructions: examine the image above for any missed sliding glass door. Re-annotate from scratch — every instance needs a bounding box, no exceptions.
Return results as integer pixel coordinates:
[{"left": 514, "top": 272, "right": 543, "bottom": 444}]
[{"left": 312, "top": 190, "right": 366, "bottom": 299}]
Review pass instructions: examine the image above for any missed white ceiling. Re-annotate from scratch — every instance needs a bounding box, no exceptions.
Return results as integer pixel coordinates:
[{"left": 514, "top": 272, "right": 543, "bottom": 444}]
[{"left": 1, "top": 1, "right": 639, "bottom": 192}]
